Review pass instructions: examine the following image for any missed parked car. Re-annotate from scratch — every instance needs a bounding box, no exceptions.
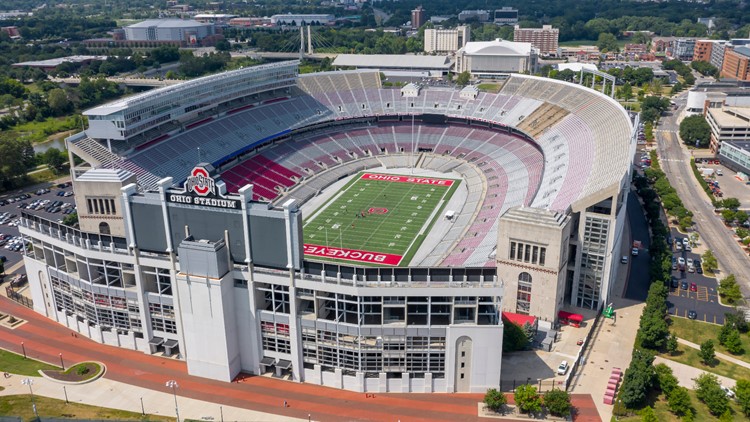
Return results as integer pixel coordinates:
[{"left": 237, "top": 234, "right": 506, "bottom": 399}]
[
  {"left": 720, "top": 385, "right": 735, "bottom": 398},
  {"left": 681, "top": 281, "right": 689, "bottom": 290},
  {"left": 632, "top": 247, "right": 639, "bottom": 256},
  {"left": 557, "top": 361, "right": 569, "bottom": 375},
  {"left": 690, "top": 283, "right": 698, "bottom": 292},
  {"left": 688, "top": 310, "right": 698, "bottom": 320}
]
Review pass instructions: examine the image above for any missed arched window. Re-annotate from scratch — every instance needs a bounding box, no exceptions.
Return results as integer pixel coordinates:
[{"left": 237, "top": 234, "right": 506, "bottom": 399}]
[
  {"left": 516, "top": 272, "right": 532, "bottom": 314},
  {"left": 99, "top": 222, "right": 111, "bottom": 235}
]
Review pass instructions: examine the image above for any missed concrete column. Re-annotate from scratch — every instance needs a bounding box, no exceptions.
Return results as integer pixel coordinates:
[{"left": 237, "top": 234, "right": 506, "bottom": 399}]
[
  {"left": 379, "top": 373, "right": 388, "bottom": 393},
  {"left": 402, "top": 373, "right": 410, "bottom": 392},
  {"left": 424, "top": 373, "right": 433, "bottom": 393},
  {"left": 334, "top": 368, "right": 343, "bottom": 389}
]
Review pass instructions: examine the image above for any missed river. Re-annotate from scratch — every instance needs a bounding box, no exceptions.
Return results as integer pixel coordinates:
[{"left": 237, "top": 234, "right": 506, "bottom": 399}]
[{"left": 33, "top": 138, "right": 67, "bottom": 154}]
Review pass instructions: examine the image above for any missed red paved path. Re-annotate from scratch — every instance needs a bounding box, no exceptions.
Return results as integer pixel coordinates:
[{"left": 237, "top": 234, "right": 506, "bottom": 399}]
[{"left": 0, "top": 297, "right": 601, "bottom": 421}]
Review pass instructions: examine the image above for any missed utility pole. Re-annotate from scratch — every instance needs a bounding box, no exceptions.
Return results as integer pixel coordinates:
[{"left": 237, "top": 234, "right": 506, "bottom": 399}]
[{"left": 299, "top": 26, "right": 305, "bottom": 60}]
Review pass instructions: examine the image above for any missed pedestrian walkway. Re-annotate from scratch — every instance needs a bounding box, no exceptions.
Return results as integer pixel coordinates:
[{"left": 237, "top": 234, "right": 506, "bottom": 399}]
[
  {"left": 0, "top": 374, "right": 297, "bottom": 421},
  {"left": 654, "top": 356, "right": 735, "bottom": 389},
  {"left": 0, "top": 296, "right": 600, "bottom": 422},
  {"left": 677, "top": 337, "right": 750, "bottom": 370}
]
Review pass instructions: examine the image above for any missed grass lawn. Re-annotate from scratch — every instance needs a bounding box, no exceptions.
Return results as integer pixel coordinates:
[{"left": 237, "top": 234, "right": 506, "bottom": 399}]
[
  {"left": 557, "top": 39, "right": 598, "bottom": 47},
  {"left": 12, "top": 116, "right": 82, "bottom": 144},
  {"left": 659, "top": 344, "right": 750, "bottom": 381},
  {"left": 0, "top": 349, "right": 59, "bottom": 376},
  {"left": 0, "top": 394, "right": 174, "bottom": 421},
  {"left": 303, "top": 171, "right": 459, "bottom": 266},
  {"left": 618, "top": 101, "right": 641, "bottom": 112},
  {"left": 616, "top": 389, "right": 746, "bottom": 421},
  {"left": 477, "top": 83, "right": 502, "bottom": 93},
  {"left": 670, "top": 317, "right": 750, "bottom": 365}
]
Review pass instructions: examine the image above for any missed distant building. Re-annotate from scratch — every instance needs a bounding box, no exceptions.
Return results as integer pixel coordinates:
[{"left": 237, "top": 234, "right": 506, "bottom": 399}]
[
  {"left": 455, "top": 39, "right": 538, "bottom": 77},
  {"left": 706, "top": 105, "right": 750, "bottom": 152},
  {"left": 493, "top": 7, "right": 518, "bottom": 26},
  {"left": 697, "top": 17, "right": 715, "bottom": 31},
  {"left": 513, "top": 25, "right": 559, "bottom": 56},
  {"left": 411, "top": 6, "right": 425, "bottom": 29},
  {"left": 1, "top": 26, "right": 20, "bottom": 39},
  {"left": 458, "top": 10, "right": 490, "bottom": 23},
  {"left": 331, "top": 54, "right": 453, "bottom": 75},
  {"left": 674, "top": 39, "right": 697, "bottom": 61},
  {"left": 719, "top": 141, "right": 750, "bottom": 175},
  {"left": 721, "top": 46, "right": 750, "bottom": 82},
  {"left": 124, "top": 19, "right": 216, "bottom": 44},
  {"left": 693, "top": 40, "right": 716, "bottom": 63},
  {"left": 270, "top": 14, "right": 335, "bottom": 26},
  {"left": 193, "top": 14, "right": 237, "bottom": 26},
  {"left": 12, "top": 55, "right": 108, "bottom": 71},
  {"left": 424, "top": 26, "right": 470, "bottom": 54},
  {"left": 228, "top": 17, "right": 272, "bottom": 27},
  {"left": 558, "top": 45, "right": 600, "bottom": 61}
]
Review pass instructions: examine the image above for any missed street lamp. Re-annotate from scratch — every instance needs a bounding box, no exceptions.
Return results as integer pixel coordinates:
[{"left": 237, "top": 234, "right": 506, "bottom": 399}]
[
  {"left": 59, "top": 353, "right": 65, "bottom": 371},
  {"left": 21, "top": 342, "right": 26, "bottom": 359},
  {"left": 166, "top": 380, "right": 180, "bottom": 422},
  {"left": 21, "top": 378, "right": 38, "bottom": 418}
]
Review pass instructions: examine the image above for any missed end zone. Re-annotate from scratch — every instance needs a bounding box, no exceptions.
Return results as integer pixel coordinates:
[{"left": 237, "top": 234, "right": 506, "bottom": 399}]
[
  {"left": 304, "top": 244, "right": 403, "bottom": 265},
  {"left": 361, "top": 173, "right": 455, "bottom": 186}
]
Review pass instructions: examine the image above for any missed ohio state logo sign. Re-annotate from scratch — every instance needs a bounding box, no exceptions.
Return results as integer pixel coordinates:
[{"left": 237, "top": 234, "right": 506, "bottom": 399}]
[{"left": 184, "top": 166, "right": 215, "bottom": 197}]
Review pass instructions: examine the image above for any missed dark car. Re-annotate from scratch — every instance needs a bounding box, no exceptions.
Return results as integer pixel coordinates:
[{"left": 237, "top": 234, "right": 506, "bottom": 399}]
[
  {"left": 696, "top": 265, "right": 703, "bottom": 274},
  {"left": 681, "top": 281, "right": 689, "bottom": 290},
  {"left": 671, "top": 278, "right": 679, "bottom": 288},
  {"left": 688, "top": 310, "right": 698, "bottom": 320}
]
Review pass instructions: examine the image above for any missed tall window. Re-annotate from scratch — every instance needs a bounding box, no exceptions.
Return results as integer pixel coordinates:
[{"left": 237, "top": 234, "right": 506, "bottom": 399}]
[{"left": 516, "top": 272, "right": 533, "bottom": 314}]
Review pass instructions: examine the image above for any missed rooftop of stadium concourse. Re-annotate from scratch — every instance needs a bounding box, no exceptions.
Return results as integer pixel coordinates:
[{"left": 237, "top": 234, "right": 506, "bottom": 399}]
[
  {"left": 331, "top": 54, "right": 453, "bottom": 70},
  {"left": 83, "top": 60, "right": 300, "bottom": 116}
]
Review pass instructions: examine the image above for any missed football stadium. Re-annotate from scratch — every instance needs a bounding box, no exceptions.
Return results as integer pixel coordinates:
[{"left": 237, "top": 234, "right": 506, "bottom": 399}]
[{"left": 19, "top": 60, "right": 635, "bottom": 393}]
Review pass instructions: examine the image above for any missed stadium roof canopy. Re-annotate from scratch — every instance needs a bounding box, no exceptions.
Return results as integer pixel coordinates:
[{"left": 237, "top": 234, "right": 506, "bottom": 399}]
[
  {"left": 126, "top": 19, "right": 211, "bottom": 29},
  {"left": 333, "top": 54, "right": 452, "bottom": 71},
  {"left": 460, "top": 39, "right": 534, "bottom": 56},
  {"left": 13, "top": 55, "right": 107, "bottom": 68}
]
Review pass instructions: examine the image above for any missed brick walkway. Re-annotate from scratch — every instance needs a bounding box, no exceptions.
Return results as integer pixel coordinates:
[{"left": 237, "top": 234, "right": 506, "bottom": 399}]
[{"left": 0, "top": 296, "right": 600, "bottom": 421}]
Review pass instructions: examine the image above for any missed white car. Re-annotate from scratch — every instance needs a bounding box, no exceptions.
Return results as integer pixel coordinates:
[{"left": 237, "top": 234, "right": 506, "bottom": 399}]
[
  {"left": 621, "top": 256, "right": 628, "bottom": 264},
  {"left": 687, "top": 258, "right": 694, "bottom": 266},
  {"left": 721, "top": 385, "right": 735, "bottom": 398},
  {"left": 632, "top": 247, "right": 639, "bottom": 256},
  {"left": 682, "top": 238, "right": 689, "bottom": 246},
  {"left": 557, "top": 361, "right": 569, "bottom": 375},
  {"left": 678, "top": 257, "right": 686, "bottom": 266}
]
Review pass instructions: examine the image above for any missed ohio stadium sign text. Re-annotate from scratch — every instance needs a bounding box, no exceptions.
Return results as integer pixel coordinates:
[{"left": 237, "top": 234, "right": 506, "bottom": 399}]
[{"left": 167, "top": 166, "right": 240, "bottom": 210}]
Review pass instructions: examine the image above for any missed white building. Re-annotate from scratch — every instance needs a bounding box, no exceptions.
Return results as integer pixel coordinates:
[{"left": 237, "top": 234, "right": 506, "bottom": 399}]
[
  {"left": 424, "top": 26, "right": 470, "bottom": 54},
  {"left": 458, "top": 10, "right": 490, "bottom": 22},
  {"left": 124, "top": 19, "right": 215, "bottom": 43},
  {"left": 455, "top": 39, "right": 538, "bottom": 77},
  {"left": 270, "top": 14, "right": 335, "bottom": 26}
]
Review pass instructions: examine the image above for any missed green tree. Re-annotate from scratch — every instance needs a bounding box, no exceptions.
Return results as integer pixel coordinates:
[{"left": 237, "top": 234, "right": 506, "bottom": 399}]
[
  {"left": 522, "top": 322, "right": 535, "bottom": 345},
  {"left": 514, "top": 384, "right": 543, "bottom": 414},
  {"left": 0, "top": 134, "right": 35, "bottom": 189},
  {"left": 722, "top": 209, "right": 736, "bottom": 224},
  {"left": 668, "top": 386, "right": 693, "bottom": 417},
  {"left": 701, "top": 250, "right": 718, "bottom": 273},
  {"left": 699, "top": 339, "right": 716, "bottom": 365},
  {"left": 679, "top": 115, "right": 711, "bottom": 148},
  {"left": 724, "top": 328, "right": 743, "bottom": 354},
  {"left": 695, "top": 373, "right": 729, "bottom": 416},
  {"left": 718, "top": 274, "right": 743, "bottom": 305},
  {"left": 620, "top": 349, "right": 655, "bottom": 408},
  {"left": 483, "top": 388, "right": 507, "bottom": 413},
  {"left": 62, "top": 212, "right": 78, "bottom": 227},
  {"left": 455, "top": 71, "right": 471, "bottom": 86},
  {"left": 666, "top": 333, "right": 678, "bottom": 355},
  {"left": 502, "top": 320, "right": 528, "bottom": 352},
  {"left": 620, "top": 82, "right": 633, "bottom": 101},
  {"left": 47, "top": 88, "right": 71, "bottom": 115},
  {"left": 597, "top": 32, "right": 619, "bottom": 52},
  {"left": 654, "top": 363, "right": 678, "bottom": 396},
  {"left": 736, "top": 379, "right": 750, "bottom": 417},
  {"left": 543, "top": 389, "right": 571, "bottom": 417},
  {"left": 720, "top": 197, "right": 741, "bottom": 210},
  {"left": 640, "top": 406, "right": 658, "bottom": 422},
  {"left": 41, "top": 147, "right": 68, "bottom": 173}
]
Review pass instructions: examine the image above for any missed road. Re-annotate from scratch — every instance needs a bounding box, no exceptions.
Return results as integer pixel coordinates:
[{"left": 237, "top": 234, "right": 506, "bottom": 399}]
[{"left": 655, "top": 89, "right": 750, "bottom": 300}]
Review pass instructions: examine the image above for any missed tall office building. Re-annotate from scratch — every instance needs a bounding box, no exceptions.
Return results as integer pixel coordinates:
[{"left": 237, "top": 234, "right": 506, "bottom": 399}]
[
  {"left": 411, "top": 6, "right": 425, "bottom": 29},
  {"left": 424, "top": 26, "right": 470, "bottom": 54},
  {"left": 513, "top": 25, "right": 559, "bottom": 56}
]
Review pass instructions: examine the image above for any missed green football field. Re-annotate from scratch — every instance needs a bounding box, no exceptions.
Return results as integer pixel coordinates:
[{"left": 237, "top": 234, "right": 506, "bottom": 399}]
[{"left": 302, "top": 172, "right": 460, "bottom": 266}]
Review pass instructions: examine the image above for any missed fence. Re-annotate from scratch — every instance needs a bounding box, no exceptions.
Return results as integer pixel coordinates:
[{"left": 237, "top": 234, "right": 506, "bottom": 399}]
[
  {"left": 5, "top": 287, "right": 33, "bottom": 309},
  {"left": 499, "top": 378, "right": 563, "bottom": 393}
]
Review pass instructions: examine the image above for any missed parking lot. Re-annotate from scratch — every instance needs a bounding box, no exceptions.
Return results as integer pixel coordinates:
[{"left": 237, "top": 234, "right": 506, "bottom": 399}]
[
  {"left": 0, "top": 182, "right": 76, "bottom": 279},
  {"left": 666, "top": 227, "right": 731, "bottom": 325},
  {"left": 695, "top": 159, "right": 750, "bottom": 208}
]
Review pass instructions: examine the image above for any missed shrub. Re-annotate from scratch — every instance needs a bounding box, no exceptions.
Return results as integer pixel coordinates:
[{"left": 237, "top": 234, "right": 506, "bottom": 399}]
[
  {"left": 76, "top": 365, "right": 90, "bottom": 376},
  {"left": 483, "top": 388, "right": 507, "bottom": 413},
  {"left": 543, "top": 389, "right": 571, "bottom": 417}
]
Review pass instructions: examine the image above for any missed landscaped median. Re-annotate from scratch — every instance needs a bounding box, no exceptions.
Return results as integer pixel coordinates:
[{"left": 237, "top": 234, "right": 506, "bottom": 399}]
[
  {"left": 40, "top": 361, "right": 105, "bottom": 384},
  {"left": 0, "top": 349, "right": 58, "bottom": 376}
]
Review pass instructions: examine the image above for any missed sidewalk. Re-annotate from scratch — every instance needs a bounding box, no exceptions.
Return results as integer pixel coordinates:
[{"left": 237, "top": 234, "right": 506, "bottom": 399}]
[
  {"left": 0, "top": 374, "right": 299, "bottom": 422},
  {"left": 654, "top": 356, "right": 735, "bottom": 389},
  {"left": 677, "top": 337, "right": 750, "bottom": 371}
]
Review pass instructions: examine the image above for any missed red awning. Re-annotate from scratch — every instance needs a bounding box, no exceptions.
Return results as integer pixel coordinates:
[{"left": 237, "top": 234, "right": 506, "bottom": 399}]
[
  {"left": 502, "top": 311, "right": 538, "bottom": 327},
  {"left": 558, "top": 311, "right": 584, "bottom": 323}
]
